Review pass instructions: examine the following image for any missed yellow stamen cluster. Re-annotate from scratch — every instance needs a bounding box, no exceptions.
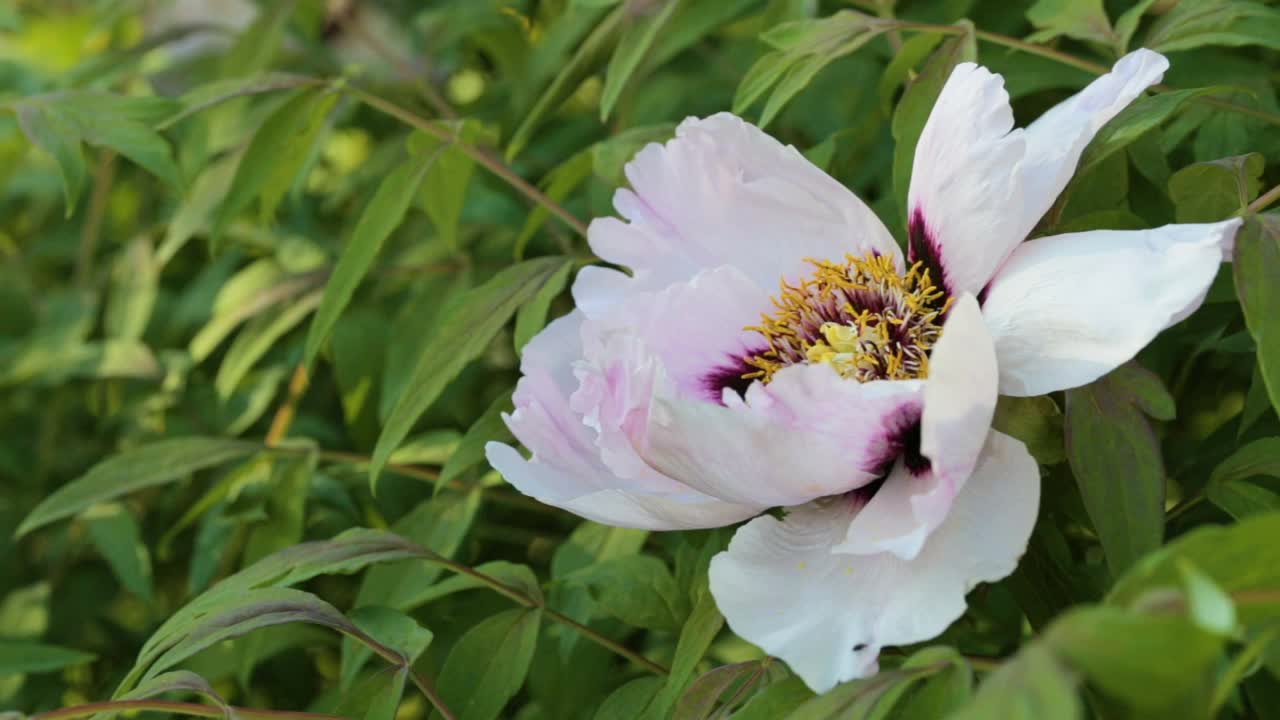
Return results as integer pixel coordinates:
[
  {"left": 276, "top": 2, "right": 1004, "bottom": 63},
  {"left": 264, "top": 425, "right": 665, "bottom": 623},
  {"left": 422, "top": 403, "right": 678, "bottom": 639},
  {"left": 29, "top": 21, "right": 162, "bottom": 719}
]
[{"left": 743, "top": 252, "right": 952, "bottom": 384}]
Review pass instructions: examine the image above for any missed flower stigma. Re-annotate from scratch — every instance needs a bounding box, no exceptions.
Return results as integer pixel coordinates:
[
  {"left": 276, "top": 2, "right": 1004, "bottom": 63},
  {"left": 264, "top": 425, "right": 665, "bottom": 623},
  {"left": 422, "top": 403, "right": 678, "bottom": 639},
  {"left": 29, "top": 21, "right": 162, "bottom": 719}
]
[{"left": 743, "top": 252, "right": 952, "bottom": 384}]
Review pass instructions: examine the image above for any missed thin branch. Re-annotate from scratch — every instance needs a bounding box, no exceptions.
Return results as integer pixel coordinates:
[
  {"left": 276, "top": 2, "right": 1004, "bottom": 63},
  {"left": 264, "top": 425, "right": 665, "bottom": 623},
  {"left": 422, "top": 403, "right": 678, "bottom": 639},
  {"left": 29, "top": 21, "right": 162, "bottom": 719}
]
[
  {"left": 265, "top": 364, "right": 310, "bottom": 446},
  {"left": 888, "top": 21, "right": 1280, "bottom": 128},
  {"left": 30, "top": 700, "right": 344, "bottom": 720},
  {"left": 409, "top": 548, "right": 671, "bottom": 676},
  {"left": 1245, "top": 182, "right": 1280, "bottom": 215},
  {"left": 312, "top": 448, "right": 560, "bottom": 514},
  {"left": 337, "top": 12, "right": 458, "bottom": 120},
  {"left": 544, "top": 606, "right": 671, "bottom": 676},
  {"left": 75, "top": 152, "right": 117, "bottom": 289},
  {"left": 344, "top": 84, "right": 590, "bottom": 238}
]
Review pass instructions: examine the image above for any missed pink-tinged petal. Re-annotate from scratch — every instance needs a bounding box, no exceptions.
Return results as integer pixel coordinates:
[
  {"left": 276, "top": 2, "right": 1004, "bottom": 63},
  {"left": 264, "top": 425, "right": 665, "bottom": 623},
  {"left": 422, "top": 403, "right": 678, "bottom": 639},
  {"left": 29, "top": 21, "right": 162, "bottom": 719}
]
[
  {"left": 982, "top": 219, "right": 1241, "bottom": 397},
  {"left": 493, "top": 310, "right": 762, "bottom": 530},
  {"left": 835, "top": 294, "right": 997, "bottom": 559},
  {"left": 588, "top": 113, "right": 899, "bottom": 306},
  {"left": 580, "top": 265, "right": 768, "bottom": 404},
  {"left": 709, "top": 430, "right": 1040, "bottom": 693},
  {"left": 485, "top": 444, "right": 760, "bottom": 530},
  {"left": 642, "top": 363, "right": 924, "bottom": 508},
  {"left": 1017, "top": 50, "right": 1167, "bottom": 240},
  {"left": 907, "top": 64, "right": 1026, "bottom": 297}
]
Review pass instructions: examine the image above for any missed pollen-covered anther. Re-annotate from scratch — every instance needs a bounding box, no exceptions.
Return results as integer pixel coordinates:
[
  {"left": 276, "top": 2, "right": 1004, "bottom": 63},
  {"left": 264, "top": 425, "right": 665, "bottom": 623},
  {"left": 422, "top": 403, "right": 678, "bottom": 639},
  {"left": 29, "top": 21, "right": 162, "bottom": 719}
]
[{"left": 743, "top": 252, "right": 951, "bottom": 383}]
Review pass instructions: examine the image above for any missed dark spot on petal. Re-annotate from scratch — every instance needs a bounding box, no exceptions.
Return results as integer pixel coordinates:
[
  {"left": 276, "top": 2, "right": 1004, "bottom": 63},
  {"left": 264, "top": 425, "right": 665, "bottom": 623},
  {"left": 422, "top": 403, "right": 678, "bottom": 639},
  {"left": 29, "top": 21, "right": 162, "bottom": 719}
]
[
  {"left": 702, "top": 353, "right": 761, "bottom": 405},
  {"left": 847, "top": 477, "right": 884, "bottom": 507},
  {"left": 900, "top": 421, "right": 931, "bottom": 475},
  {"left": 908, "top": 207, "right": 950, "bottom": 305},
  {"left": 853, "top": 643, "right": 868, "bottom": 652}
]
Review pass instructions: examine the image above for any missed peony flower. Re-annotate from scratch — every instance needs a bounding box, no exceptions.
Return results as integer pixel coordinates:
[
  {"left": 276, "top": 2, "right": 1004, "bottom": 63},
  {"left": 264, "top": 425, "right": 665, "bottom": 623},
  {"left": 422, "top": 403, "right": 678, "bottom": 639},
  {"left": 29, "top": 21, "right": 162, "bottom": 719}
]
[{"left": 485, "top": 48, "right": 1240, "bottom": 692}]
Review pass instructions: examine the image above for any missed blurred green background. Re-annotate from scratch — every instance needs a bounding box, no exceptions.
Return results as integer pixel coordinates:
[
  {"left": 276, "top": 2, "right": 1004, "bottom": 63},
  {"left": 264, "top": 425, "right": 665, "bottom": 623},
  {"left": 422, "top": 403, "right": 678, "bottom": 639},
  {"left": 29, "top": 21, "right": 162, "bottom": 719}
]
[{"left": 3, "top": 0, "right": 1280, "bottom": 718}]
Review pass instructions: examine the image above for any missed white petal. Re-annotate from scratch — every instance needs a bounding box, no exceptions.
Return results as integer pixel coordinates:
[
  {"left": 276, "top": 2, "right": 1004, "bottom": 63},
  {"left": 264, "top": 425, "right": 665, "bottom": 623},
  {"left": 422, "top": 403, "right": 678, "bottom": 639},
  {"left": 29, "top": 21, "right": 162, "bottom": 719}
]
[
  {"left": 485, "top": 443, "right": 760, "bottom": 530},
  {"left": 644, "top": 364, "right": 924, "bottom": 508},
  {"left": 492, "top": 310, "right": 762, "bottom": 530},
  {"left": 982, "top": 219, "right": 1241, "bottom": 397},
  {"left": 1018, "top": 50, "right": 1167, "bottom": 239},
  {"left": 710, "top": 430, "right": 1040, "bottom": 693},
  {"left": 920, "top": 293, "right": 998, "bottom": 492},
  {"left": 580, "top": 265, "right": 767, "bottom": 404},
  {"left": 589, "top": 113, "right": 899, "bottom": 306},
  {"left": 835, "top": 294, "right": 998, "bottom": 559},
  {"left": 907, "top": 63, "right": 1026, "bottom": 297}
]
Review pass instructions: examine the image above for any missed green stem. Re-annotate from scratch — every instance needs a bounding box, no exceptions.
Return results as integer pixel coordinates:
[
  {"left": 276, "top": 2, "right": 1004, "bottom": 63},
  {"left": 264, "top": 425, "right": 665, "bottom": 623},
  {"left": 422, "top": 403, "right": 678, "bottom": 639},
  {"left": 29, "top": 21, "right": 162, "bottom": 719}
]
[
  {"left": 414, "top": 549, "right": 671, "bottom": 676},
  {"left": 30, "top": 700, "right": 344, "bottom": 720},
  {"left": 344, "top": 85, "right": 590, "bottom": 239},
  {"left": 1246, "top": 182, "right": 1280, "bottom": 215}
]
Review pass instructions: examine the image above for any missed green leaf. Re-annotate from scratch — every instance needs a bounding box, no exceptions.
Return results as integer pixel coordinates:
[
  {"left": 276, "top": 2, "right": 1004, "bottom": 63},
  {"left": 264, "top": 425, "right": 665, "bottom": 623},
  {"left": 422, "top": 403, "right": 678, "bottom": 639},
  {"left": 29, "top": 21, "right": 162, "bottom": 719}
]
[
  {"left": 673, "top": 660, "right": 766, "bottom": 720},
  {"left": 15, "top": 102, "right": 85, "bottom": 211},
  {"left": 596, "top": 677, "right": 665, "bottom": 720},
  {"left": 570, "top": 554, "right": 686, "bottom": 632},
  {"left": 1025, "top": 0, "right": 1115, "bottom": 45},
  {"left": 600, "top": 0, "right": 680, "bottom": 121},
  {"left": 240, "top": 450, "right": 314, "bottom": 566},
  {"left": 1212, "top": 438, "right": 1280, "bottom": 485},
  {"left": 1076, "top": 87, "right": 1231, "bottom": 179},
  {"left": 105, "top": 238, "right": 158, "bottom": 341},
  {"left": 1145, "top": 0, "right": 1280, "bottom": 52},
  {"left": 438, "top": 392, "right": 514, "bottom": 487},
  {"left": 1114, "top": 0, "right": 1161, "bottom": 54},
  {"left": 946, "top": 646, "right": 1081, "bottom": 720},
  {"left": 348, "top": 605, "right": 433, "bottom": 720},
  {"left": 435, "top": 608, "right": 541, "bottom": 720},
  {"left": 214, "top": 87, "right": 338, "bottom": 236},
  {"left": 992, "top": 396, "right": 1066, "bottom": 465},
  {"left": 158, "top": 154, "right": 238, "bottom": 266},
  {"left": 732, "top": 675, "right": 814, "bottom": 720},
  {"left": 83, "top": 502, "right": 153, "bottom": 601},
  {"left": 410, "top": 122, "right": 489, "bottom": 251},
  {"left": 215, "top": 289, "right": 321, "bottom": 399},
  {"left": 889, "top": 650, "right": 973, "bottom": 718},
  {"left": 1109, "top": 512, "right": 1280, "bottom": 626},
  {"left": 733, "top": 11, "right": 886, "bottom": 127},
  {"left": 645, "top": 586, "right": 725, "bottom": 719},
  {"left": 1065, "top": 364, "right": 1169, "bottom": 576},
  {"left": 784, "top": 668, "right": 923, "bottom": 719},
  {"left": 0, "top": 640, "right": 95, "bottom": 676},
  {"left": 217, "top": 1, "right": 293, "bottom": 77},
  {"left": 16, "top": 437, "right": 260, "bottom": 537},
  {"left": 513, "top": 260, "right": 572, "bottom": 354},
  {"left": 135, "top": 587, "right": 359, "bottom": 687},
  {"left": 507, "top": 7, "right": 624, "bottom": 161},
  {"left": 304, "top": 156, "right": 433, "bottom": 370},
  {"left": 370, "top": 256, "right": 571, "bottom": 489},
  {"left": 877, "top": 32, "right": 943, "bottom": 116},
  {"left": 891, "top": 24, "right": 976, "bottom": 220},
  {"left": 160, "top": 72, "right": 321, "bottom": 130},
  {"left": 1234, "top": 216, "right": 1280, "bottom": 419},
  {"left": 1169, "top": 153, "right": 1264, "bottom": 222},
  {"left": 1045, "top": 606, "right": 1221, "bottom": 715}
]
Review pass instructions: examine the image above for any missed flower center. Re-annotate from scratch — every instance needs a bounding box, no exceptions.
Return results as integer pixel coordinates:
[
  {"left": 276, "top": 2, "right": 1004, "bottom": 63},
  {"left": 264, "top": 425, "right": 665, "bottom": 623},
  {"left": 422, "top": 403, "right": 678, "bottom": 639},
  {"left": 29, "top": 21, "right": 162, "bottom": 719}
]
[{"left": 743, "top": 252, "right": 952, "bottom": 384}]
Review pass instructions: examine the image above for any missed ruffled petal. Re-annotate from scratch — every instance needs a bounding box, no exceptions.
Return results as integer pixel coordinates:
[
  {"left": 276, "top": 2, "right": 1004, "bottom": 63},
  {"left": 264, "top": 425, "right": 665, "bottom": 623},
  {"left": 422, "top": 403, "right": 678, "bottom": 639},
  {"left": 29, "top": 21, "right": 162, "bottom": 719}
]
[
  {"left": 485, "top": 443, "right": 760, "bottom": 530},
  {"left": 835, "top": 294, "right": 997, "bottom": 559},
  {"left": 1017, "top": 49, "right": 1167, "bottom": 240},
  {"left": 907, "top": 64, "right": 1026, "bottom": 297},
  {"left": 982, "top": 219, "right": 1241, "bottom": 397},
  {"left": 643, "top": 363, "right": 924, "bottom": 508},
  {"left": 709, "top": 430, "right": 1040, "bottom": 693},
  {"left": 490, "top": 310, "right": 762, "bottom": 530},
  {"left": 587, "top": 113, "right": 899, "bottom": 308}
]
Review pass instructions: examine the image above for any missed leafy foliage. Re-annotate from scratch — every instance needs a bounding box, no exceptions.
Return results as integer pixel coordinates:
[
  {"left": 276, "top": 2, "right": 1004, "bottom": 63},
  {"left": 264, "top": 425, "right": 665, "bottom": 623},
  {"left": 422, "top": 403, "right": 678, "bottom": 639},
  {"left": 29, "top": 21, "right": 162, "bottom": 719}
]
[{"left": 3, "top": 1, "right": 1280, "bottom": 719}]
